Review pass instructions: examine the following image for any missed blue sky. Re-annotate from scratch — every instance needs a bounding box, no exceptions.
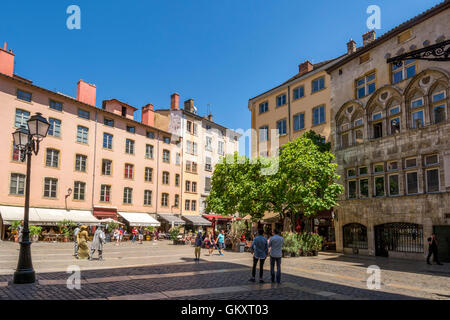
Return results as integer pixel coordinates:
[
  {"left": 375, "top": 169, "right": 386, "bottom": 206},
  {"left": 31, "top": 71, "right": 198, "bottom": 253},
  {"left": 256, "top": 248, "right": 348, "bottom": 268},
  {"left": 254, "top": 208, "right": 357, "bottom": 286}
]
[{"left": 0, "top": 0, "right": 443, "bottom": 133}]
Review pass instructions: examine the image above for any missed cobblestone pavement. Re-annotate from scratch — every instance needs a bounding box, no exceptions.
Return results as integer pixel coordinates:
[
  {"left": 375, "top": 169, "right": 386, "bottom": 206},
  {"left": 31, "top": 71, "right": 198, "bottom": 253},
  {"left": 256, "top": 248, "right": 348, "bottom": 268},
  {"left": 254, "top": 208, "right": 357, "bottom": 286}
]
[{"left": 0, "top": 240, "right": 449, "bottom": 300}]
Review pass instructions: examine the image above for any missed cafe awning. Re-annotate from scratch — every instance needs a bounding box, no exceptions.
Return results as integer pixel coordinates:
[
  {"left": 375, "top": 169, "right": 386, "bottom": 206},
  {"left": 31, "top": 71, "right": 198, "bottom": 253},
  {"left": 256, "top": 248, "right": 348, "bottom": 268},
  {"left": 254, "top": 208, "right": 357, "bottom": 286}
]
[
  {"left": 156, "top": 214, "right": 185, "bottom": 226},
  {"left": 202, "top": 214, "right": 241, "bottom": 221},
  {"left": 181, "top": 215, "right": 212, "bottom": 226},
  {"left": 117, "top": 212, "right": 160, "bottom": 227},
  {"left": 0, "top": 206, "right": 100, "bottom": 226}
]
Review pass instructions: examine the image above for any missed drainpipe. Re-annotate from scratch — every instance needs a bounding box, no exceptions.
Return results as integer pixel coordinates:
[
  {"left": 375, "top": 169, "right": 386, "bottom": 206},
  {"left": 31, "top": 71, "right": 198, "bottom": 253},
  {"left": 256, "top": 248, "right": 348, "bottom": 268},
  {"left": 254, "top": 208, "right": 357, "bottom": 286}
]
[
  {"left": 287, "top": 85, "right": 292, "bottom": 141},
  {"left": 155, "top": 131, "right": 160, "bottom": 215},
  {"left": 91, "top": 110, "right": 98, "bottom": 213}
]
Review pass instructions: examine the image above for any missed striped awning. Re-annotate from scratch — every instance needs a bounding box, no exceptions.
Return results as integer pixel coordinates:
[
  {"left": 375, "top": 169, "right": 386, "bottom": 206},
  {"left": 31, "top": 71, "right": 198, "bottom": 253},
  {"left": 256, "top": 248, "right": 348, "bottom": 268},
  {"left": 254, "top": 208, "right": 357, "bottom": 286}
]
[{"left": 181, "top": 215, "right": 212, "bottom": 226}]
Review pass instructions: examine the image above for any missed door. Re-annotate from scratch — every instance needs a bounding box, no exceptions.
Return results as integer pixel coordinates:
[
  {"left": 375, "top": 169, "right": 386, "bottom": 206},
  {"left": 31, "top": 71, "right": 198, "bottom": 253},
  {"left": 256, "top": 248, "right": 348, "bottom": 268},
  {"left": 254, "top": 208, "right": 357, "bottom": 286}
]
[
  {"left": 433, "top": 226, "right": 450, "bottom": 262},
  {"left": 374, "top": 225, "right": 388, "bottom": 257}
]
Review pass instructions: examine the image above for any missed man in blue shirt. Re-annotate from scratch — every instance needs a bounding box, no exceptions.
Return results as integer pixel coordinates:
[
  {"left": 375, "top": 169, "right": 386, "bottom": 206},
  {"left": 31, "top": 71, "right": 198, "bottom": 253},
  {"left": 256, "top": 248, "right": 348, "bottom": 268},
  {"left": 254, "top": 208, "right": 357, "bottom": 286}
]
[
  {"left": 269, "top": 229, "right": 284, "bottom": 284},
  {"left": 249, "top": 229, "right": 268, "bottom": 283},
  {"left": 215, "top": 230, "right": 225, "bottom": 256}
]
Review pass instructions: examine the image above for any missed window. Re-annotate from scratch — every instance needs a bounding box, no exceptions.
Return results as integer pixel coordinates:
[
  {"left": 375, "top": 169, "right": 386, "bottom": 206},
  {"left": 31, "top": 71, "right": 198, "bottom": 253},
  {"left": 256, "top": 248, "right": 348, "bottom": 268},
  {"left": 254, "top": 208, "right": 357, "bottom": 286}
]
[
  {"left": 17, "top": 89, "right": 32, "bottom": 102},
  {"left": 373, "top": 122, "right": 382, "bottom": 139},
  {"left": 102, "top": 159, "right": 112, "bottom": 176},
  {"left": 48, "top": 118, "right": 61, "bottom": 137},
  {"left": 277, "top": 119, "right": 287, "bottom": 135},
  {"left": 77, "top": 126, "right": 89, "bottom": 144},
  {"left": 191, "top": 200, "right": 197, "bottom": 211},
  {"left": 186, "top": 121, "right": 192, "bottom": 133},
  {"left": 390, "top": 106, "right": 401, "bottom": 115},
  {"left": 259, "top": 101, "right": 268, "bottom": 114},
  {"left": 124, "top": 164, "right": 134, "bottom": 179},
  {"left": 185, "top": 181, "right": 191, "bottom": 192},
  {"left": 75, "top": 154, "right": 87, "bottom": 172},
  {"left": 163, "top": 150, "right": 170, "bottom": 163},
  {"left": 432, "top": 91, "right": 446, "bottom": 103},
  {"left": 359, "top": 53, "right": 370, "bottom": 64},
  {"left": 174, "top": 195, "right": 179, "bottom": 208},
  {"left": 193, "top": 123, "right": 198, "bottom": 136},
  {"left": 347, "top": 168, "right": 356, "bottom": 178},
  {"left": 125, "top": 139, "right": 134, "bottom": 154},
  {"left": 276, "top": 94, "right": 287, "bottom": 107},
  {"left": 312, "top": 77, "right": 325, "bottom": 93},
  {"left": 12, "top": 143, "right": 25, "bottom": 162},
  {"left": 161, "top": 193, "right": 169, "bottom": 207},
  {"left": 123, "top": 187, "right": 133, "bottom": 204},
  {"left": 205, "top": 177, "right": 211, "bottom": 192},
  {"left": 354, "top": 128, "right": 363, "bottom": 144},
  {"left": 205, "top": 157, "right": 212, "bottom": 171},
  {"left": 348, "top": 180, "right": 357, "bottom": 199},
  {"left": 145, "top": 144, "right": 154, "bottom": 159},
  {"left": 354, "top": 118, "right": 363, "bottom": 127},
  {"left": 192, "top": 162, "right": 197, "bottom": 173},
  {"left": 146, "top": 131, "right": 155, "bottom": 139},
  {"left": 10, "top": 173, "right": 25, "bottom": 195},
  {"left": 144, "top": 190, "right": 152, "bottom": 205},
  {"left": 103, "top": 133, "right": 113, "bottom": 149},
  {"left": 374, "top": 164, "right": 384, "bottom": 173},
  {"left": 293, "top": 113, "right": 305, "bottom": 131},
  {"left": 412, "top": 110, "right": 424, "bottom": 128},
  {"left": 49, "top": 99, "right": 63, "bottom": 111},
  {"left": 192, "top": 182, "right": 197, "bottom": 193},
  {"left": 389, "top": 175, "right": 399, "bottom": 196},
  {"left": 145, "top": 167, "right": 153, "bottom": 182},
  {"left": 406, "top": 172, "right": 418, "bottom": 194},
  {"left": 405, "top": 158, "right": 417, "bottom": 168},
  {"left": 186, "top": 161, "right": 191, "bottom": 172},
  {"left": 206, "top": 136, "right": 212, "bottom": 150},
  {"left": 340, "top": 131, "right": 349, "bottom": 147},
  {"left": 186, "top": 141, "right": 191, "bottom": 154},
  {"left": 259, "top": 126, "right": 269, "bottom": 142},
  {"left": 218, "top": 141, "right": 224, "bottom": 155},
  {"left": 163, "top": 137, "right": 170, "bottom": 144},
  {"left": 356, "top": 73, "right": 376, "bottom": 98},
  {"left": 425, "top": 154, "right": 438, "bottom": 166},
  {"left": 426, "top": 169, "right": 439, "bottom": 193},
  {"left": 392, "top": 59, "right": 416, "bottom": 84},
  {"left": 73, "top": 181, "right": 86, "bottom": 201},
  {"left": 121, "top": 106, "right": 127, "bottom": 117},
  {"left": 192, "top": 142, "right": 198, "bottom": 155},
  {"left": 44, "top": 178, "right": 58, "bottom": 198},
  {"left": 390, "top": 117, "right": 400, "bottom": 134},
  {"left": 388, "top": 161, "right": 398, "bottom": 171},
  {"left": 374, "top": 176, "right": 385, "bottom": 197},
  {"left": 78, "top": 109, "right": 90, "bottom": 119},
  {"left": 104, "top": 118, "right": 114, "bottom": 127},
  {"left": 185, "top": 200, "right": 190, "bottom": 211},
  {"left": 359, "top": 167, "right": 368, "bottom": 175},
  {"left": 176, "top": 153, "right": 181, "bottom": 165},
  {"left": 175, "top": 174, "right": 180, "bottom": 187},
  {"left": 433, "top": 104, "right": 446, "bottom": 124},
  {"left": 411, "top": 98, "right": 423, "bottom": 109},
  {"left": 293, "top": 86, "right": 305, "bottom": 100},
  {"left": 100, "top": 185, "right": 111, "bottom": 202},
  {"left": 372, "top": 112, "right": 382, "bottom": 121},
  {"left": 15, "top": 109, "right": 30, "bottom": 128},
  {"left": 126, "top": 125, "right": 135, "bottom": 133},
  {"left": 162, "top": 171, "right": 169, "bottom": 185},
  {"left": 359, "top": 179, "right": 369, "bottom": 198},
  {"left": 312, "top": 105, "right": 325, "bottom": 125},
  {"left": 46, "top": 149, "right": 59, "bottom": 168}
]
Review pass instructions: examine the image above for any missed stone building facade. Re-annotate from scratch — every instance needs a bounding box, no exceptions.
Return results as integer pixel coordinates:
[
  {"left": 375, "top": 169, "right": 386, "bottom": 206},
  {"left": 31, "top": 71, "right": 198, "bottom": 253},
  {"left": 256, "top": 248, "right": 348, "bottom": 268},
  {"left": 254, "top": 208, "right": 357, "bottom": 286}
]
[{"left": 326, "top": 2, "right": 450, "bottom": 260}]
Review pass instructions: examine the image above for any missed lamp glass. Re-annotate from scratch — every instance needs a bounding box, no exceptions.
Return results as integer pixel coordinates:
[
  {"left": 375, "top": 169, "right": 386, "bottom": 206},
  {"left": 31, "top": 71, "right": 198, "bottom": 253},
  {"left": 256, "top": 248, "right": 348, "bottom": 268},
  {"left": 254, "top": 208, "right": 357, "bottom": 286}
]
[
  {"left": 12, "top": 127, "right": 30, "bottom": 148},
  {"left": 27, "top": 113, "right": 49, "bottom": 139}
]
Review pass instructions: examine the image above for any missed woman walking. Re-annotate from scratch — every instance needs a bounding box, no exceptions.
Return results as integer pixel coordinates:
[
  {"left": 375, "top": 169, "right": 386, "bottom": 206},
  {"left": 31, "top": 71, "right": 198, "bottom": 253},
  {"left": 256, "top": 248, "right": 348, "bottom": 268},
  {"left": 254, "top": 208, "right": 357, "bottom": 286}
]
[
  {"left": 206, "top": 232, "right": 215, "bottom": 256},
  {"left": 194, "top": 231, "right": 203, "bottom": 261},
  {"left": 113, "top": 228, "right": 120, "bottom": 246},
  {"left": 138, "top": 227, "right": 144, "bottom": 244}
]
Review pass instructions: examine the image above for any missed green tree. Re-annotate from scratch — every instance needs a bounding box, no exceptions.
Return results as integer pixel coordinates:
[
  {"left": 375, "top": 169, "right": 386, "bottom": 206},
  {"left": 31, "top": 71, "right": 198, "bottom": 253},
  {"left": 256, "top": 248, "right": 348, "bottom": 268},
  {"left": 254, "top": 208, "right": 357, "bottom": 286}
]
[{"left": 206, "top": 131, "right": 343, "bottom": 231}]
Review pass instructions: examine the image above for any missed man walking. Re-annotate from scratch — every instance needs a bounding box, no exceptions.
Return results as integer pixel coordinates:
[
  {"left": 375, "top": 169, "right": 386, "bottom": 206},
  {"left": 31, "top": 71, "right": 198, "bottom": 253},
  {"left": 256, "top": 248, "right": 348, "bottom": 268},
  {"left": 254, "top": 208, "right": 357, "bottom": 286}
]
[
  {"left": 249, "top": 229, "right": 268, "bottom": 283},
  {"left": 216, "top": 230, "right": 226, "bottom": 256},
  {"left": 73, "top": 223, "right": 81, "bottom": 258},
  {"left": 89, "top": 225, "right": 106, "bottom": 261},
  {"left": 194, "top": 231, "right": 203, "bottom": 262},
  {"left": 427, "top": 233, "right": 443, "bottom": 265},
  {"left": 269, "top": 229, "right": 284, "bottom": 284}
]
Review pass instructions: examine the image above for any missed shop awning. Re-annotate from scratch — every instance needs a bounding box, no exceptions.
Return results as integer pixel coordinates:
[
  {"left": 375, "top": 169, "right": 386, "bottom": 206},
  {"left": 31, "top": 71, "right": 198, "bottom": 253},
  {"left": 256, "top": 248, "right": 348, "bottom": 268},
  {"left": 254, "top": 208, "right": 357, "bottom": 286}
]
[
  {"left": 262, "top": 212, "right": 280, "bottom": 222},
  {"left": 156, "top": 214, "right": 185, "bottom": 226},
  {"left": 117, "top": 212, "right": 160, "bottom": 227},
  {"left": 0, "top": 206, "right": 99, "bottom": 226},
  {"left": 202, "top": 214, "right": 241, "bottom": 221},
  {"left": 181, "top": 215, "right": 212, "bottom": 226}
]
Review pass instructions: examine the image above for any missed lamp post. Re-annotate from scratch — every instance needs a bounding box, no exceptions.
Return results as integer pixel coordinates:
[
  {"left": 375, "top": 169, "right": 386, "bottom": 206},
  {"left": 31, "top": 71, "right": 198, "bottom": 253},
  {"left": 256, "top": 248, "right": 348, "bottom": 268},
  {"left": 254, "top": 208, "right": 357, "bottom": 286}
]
[{"left": 12, "top": 112, "right": 49, "bottom": 284}]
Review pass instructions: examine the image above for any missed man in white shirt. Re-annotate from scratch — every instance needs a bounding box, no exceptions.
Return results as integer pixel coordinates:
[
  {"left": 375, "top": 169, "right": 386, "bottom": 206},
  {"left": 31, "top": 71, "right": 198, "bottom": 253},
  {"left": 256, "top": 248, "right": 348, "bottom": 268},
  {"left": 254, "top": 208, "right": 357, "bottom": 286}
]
[{"left": 268, "top": 229, "right": 284, "bottom": 284}]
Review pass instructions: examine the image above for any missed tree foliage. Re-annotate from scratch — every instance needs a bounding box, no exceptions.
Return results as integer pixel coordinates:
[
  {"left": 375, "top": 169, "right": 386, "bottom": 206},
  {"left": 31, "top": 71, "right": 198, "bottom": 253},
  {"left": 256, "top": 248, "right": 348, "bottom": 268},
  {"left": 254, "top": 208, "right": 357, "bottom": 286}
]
[{"left": 206, "top": 131, "right": 343, "bottom": 230}]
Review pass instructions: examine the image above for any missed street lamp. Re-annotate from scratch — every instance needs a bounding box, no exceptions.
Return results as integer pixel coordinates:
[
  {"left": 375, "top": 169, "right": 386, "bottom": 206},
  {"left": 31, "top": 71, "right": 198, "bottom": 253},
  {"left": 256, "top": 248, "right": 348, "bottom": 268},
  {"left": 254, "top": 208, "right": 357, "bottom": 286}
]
[{"left": 12, "top": 112, "right": 49, "bottom": 284}]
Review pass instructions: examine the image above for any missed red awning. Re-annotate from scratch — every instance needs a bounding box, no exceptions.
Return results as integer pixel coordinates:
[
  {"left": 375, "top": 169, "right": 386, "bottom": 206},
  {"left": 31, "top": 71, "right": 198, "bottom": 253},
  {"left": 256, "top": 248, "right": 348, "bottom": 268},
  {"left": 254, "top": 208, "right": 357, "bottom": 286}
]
[
  {"left": 202, "top": 214, "right": 241, "bottom": 221},
  {"left": 93, "top": 207, "right": 117, "bottom": 219}
]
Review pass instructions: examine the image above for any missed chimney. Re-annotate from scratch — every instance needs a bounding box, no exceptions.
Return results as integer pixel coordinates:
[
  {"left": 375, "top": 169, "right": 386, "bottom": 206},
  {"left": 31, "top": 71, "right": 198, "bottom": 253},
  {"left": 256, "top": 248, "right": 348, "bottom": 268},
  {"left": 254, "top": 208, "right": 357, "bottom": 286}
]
[
  {"left": 207, "top": 113, "right": 213, "bottom": 122},
  {"left": 362, "top": 30, "right": 376, "bottom": 46},
  {"left": 184, "top": 99, "right": 194, "bottom": 113},
  {"left": 347, "top": 39, "right": 356, "bottom": 54},
  {"left": 76, "top": 80, "right": 96, "bottom": 106},
  {"left": 298, "top": 60, "right": 313, "bottom": 76},
  {"left": 170, "top": 93, "right": 179, "bottom": 110},
  {"left": 141, "top": 103, "right": 154, "bottom": 127},
  {"left": 0, "top": 41, "right": 15, "bottom": 77}
]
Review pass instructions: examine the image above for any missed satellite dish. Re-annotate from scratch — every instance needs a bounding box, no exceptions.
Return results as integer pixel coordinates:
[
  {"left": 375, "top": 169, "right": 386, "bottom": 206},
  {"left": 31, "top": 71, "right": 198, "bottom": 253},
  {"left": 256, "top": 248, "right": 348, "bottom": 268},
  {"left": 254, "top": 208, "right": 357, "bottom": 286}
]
[{"left": 193, "top": 106, "right": 198, "bottom": 113}]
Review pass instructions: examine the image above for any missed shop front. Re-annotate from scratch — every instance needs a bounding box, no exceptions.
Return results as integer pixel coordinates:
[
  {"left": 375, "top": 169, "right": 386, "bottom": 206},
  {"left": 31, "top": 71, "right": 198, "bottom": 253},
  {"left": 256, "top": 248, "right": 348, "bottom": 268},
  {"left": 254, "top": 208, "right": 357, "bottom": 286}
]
[
  {"left": 313, "top": 209, "right": 335, "bottom": 251},
  {"left": 181, "top": 215, "right": 212, "bottom": 233},
  {"left": 202, "top": 214, "right": 241, "bottom": 238},
  {"left": 156, "top": 213, "right": 185, "bottom": 233}
]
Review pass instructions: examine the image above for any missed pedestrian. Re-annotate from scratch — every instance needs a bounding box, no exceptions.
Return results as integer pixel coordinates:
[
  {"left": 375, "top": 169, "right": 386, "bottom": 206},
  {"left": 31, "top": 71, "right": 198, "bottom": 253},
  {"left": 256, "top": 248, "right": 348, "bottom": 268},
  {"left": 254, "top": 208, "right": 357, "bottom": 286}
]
[
  {"left": 206, "top": 232, "right": 215, "bottom": 256},
  {"left": 77, "top": 225, "right": 90, "bottom": 260},
  {"left": 113, "top": 228, "right": 120, "bottom": 246},
  {"left": 269, "top": 229, "right": 284, "bottom": 284},
  {"left": 427, "top": 233, "right": 443, "bottom": 265},
  {"left": 17, "top": 220, "right": 24, "bottom": 243},
  {"left": 119, "top": 226, "right": 124, "bottom": 243},
  {"left": 89, "top": 225, "right": 106, "bottom": 261},
  {"left": 194, "top": 231, "right": 203, "bottom": 261},
  {"left": 138, "top": 227, "right": 144, "bottom": 244},
  {"left": 73, "top": 223, "right": 81, "bottom": 258},
  {"left": 132, "top": 227, "right": 137, "bottom": 243},
  {"left": 249, "top": 229, "right": 268, "bottom": 283},
  {"left": 215, "top": 230, "right": 225, "bottom": 256}
]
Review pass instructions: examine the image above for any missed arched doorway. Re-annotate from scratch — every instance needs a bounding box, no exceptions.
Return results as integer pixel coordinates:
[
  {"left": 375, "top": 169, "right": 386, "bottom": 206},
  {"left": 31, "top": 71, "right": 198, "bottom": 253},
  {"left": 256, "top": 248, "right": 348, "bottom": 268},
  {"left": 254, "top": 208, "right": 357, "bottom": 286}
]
[{"left": 374, "top": 223, "right": 423, "bottom": 257}]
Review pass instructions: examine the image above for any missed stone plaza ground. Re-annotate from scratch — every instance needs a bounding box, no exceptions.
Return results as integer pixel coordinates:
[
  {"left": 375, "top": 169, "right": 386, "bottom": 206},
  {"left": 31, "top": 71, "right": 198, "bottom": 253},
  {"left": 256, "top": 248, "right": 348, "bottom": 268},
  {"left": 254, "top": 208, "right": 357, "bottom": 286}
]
[{"left": 0, "top": 240, "right": 449, "bottom": 300}]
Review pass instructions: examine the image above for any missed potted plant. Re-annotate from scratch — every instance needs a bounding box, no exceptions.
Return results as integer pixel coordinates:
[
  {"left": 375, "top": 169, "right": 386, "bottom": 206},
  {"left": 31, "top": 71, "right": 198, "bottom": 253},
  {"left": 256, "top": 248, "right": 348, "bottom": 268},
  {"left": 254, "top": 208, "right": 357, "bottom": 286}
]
[
  {"left": 29, "top": 226, "right": 42, "bottom": 242},
  {"left": 310, "top": 233, "right": 323, "bottom": 256},
  {"left": 9, "top": 220, "right": 21, "bottom": 242},
  {"left": 57, "top": 219, "right": 76, "bottom": 242},
  {"left": 170, "top": 227, "right": 180, "bottom": 245},
  {"left": 144, "top": 226, "right": 154, "bottom": 240},
  {"left": 282, "top": 232, "right": 300, "bottom": 257}
]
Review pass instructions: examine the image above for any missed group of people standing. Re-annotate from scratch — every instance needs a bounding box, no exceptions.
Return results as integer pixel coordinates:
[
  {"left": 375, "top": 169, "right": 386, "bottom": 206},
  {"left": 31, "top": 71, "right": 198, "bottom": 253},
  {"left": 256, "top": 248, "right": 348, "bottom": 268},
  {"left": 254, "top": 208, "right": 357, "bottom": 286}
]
[
  {"left": 73, "top": 223, "right": 106, "bottom": 260},
  {"left": 194, "top": 230, "right": 227, "bottom": 261}
]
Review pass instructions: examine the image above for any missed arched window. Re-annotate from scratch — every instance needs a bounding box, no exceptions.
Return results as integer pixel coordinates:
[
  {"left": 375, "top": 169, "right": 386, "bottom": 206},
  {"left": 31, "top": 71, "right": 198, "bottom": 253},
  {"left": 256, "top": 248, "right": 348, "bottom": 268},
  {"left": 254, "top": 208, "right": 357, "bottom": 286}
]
[
  {"left": 343, "top": 223, "right": 368, "bottom": 249},
  {"left": 386, "top": 99, "right": 401, "bottom": 135},
  {"left": 337, "top": 116, "right": 350, "bottom": 148},
  {"left": 429, "top": 85, "right": 447, "bottom": 125},
  {"left": 407, "top": 90, "right": 425, "bottom": 129},
  {"left": 351, "top": 111, "right": 364, "bottom": 144},
  {"left": 369, "top": 106, "right": 384, "bottom": 139}
]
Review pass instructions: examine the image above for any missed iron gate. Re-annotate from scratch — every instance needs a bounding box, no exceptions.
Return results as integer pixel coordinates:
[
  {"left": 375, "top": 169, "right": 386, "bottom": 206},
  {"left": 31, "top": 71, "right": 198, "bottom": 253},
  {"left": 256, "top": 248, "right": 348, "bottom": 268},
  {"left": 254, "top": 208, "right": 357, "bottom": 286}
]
[
  {"left": 374, "top": 223, "right": 424, "bottom": 257},
  {"left": 343, "top": 223, "right": 368, "bottom": 249}
]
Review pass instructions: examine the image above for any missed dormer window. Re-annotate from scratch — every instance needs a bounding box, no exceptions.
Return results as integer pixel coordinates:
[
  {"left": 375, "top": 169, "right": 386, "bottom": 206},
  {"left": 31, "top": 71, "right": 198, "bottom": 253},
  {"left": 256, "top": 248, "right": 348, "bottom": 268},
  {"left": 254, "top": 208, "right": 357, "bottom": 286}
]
[{"left": 122, "top": 106, "right": 127, "bottom": 117}]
